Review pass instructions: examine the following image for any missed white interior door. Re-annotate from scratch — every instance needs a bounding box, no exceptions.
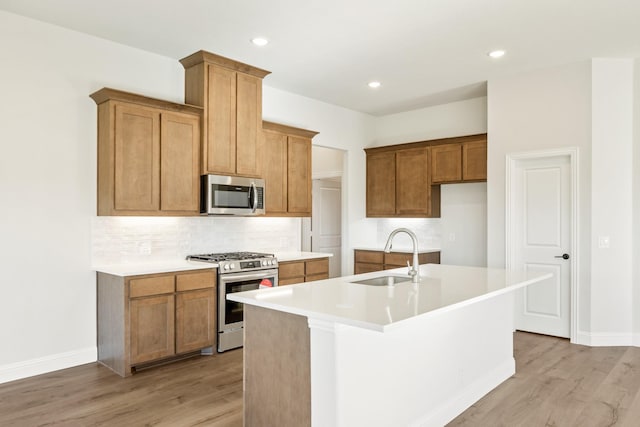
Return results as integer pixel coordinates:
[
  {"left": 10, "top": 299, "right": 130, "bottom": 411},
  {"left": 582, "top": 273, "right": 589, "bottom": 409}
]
[
  {"left": 511, "top": 155, "right": 572, "bottom": 338},
  {"left": 312, "top": 178, "right": 342, "bottom": 278}
]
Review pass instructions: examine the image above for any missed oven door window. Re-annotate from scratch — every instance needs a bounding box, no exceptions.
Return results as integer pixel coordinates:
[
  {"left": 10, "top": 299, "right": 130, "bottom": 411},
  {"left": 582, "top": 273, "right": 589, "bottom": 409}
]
[{"left": 224, "top": 275, "right": 276, "bottom": 325}]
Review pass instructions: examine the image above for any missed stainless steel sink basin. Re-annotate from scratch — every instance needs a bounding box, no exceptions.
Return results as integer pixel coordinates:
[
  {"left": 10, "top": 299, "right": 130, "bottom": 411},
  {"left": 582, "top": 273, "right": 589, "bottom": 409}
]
[{"left": 350, "top": 275, "right": 411, "bottom": 286}]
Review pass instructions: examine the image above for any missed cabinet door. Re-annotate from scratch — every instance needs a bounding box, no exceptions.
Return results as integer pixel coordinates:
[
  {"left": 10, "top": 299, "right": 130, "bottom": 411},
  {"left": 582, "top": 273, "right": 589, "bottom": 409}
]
[
  {"left": 176, "top": 288, "right": 216, "bottom": 354},
  {"left": 160, "top": 112, "right": 200, "bottom": 213},
  {"left": 462, "top": 140, "right": 487, "bottom": 181},
  {"left": 287, "top": 136, "right": 312, "bottom": 215},
  {"left": 206, "top": 65, "right": 236, "bottom": 175},
  {"left": 395, "top": 147, "right": 431, "bottom": 215},
  {"left": 130, "top": 294, "right": 175, "bottom": 365},
  {"left": 262, "top": 130, "right": 288, "bottom": 214},
  {"left": 431, "top": 144, "right": 462, "bottom": 183},
  {"left": 366, "top": 151, "right": 396, "bottom": 216},
  {"left": 236, "top": 73, "right": 262, "bottom": 177},
  {"left": 114, "top": 103, "right": 160, "bottom": 211}
]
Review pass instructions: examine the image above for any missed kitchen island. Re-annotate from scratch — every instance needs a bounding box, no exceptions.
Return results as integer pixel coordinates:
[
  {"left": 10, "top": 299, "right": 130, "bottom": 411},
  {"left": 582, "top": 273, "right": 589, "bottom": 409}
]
[{"left": 229, "top": 264, "right": 551, "bottom": 427}]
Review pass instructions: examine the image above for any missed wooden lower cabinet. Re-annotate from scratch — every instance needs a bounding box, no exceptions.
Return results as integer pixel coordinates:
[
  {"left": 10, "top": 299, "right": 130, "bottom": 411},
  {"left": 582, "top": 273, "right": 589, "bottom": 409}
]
[
  {"left": 176, "top": 288, "right": 216, "bottom": 354},
  {"left": 354, "top": 249, "right": 440, "bottom": 274},
  {"left": 279, "top": 257, "right": 330, "bottom": 286},
  {"left": 130, "top": 295, "right": 175, "bottom": 365},
  {"left": 97, "top": 269, "right": 216, "bottom": 377}
]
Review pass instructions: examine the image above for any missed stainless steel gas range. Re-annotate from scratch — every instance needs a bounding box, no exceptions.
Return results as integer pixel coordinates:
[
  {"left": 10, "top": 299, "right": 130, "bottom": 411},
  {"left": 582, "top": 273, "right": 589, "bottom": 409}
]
[{"left": 186, "top": 252, "right": 278, "bottom": 352}]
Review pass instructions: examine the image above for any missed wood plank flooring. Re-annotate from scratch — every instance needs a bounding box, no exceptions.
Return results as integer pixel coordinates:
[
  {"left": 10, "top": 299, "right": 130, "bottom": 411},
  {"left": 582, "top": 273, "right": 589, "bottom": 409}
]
[{"left": 1, "top": 332, "right": 639, "bottom": 426}]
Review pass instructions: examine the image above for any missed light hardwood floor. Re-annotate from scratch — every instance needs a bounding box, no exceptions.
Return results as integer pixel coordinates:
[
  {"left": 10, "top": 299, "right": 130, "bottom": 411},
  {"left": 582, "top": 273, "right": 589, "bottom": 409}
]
[{"left": 1, "top": 332, "right": 639, "bottom": 426}]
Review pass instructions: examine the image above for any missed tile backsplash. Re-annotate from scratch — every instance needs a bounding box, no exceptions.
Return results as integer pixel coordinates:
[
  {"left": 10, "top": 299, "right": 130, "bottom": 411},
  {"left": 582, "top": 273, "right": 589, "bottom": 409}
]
[
  {"left": 92, "top": 216, "right": 301, "bottom": 265},
  {"left": 376, "top": 218, "right": 442, "bottom": 249}
]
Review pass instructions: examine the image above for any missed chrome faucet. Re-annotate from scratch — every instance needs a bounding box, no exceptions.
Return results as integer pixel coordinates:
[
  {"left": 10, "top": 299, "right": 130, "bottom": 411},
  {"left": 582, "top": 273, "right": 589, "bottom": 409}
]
[{"left": 383, "top": 228, "right": 420, "bottom": 283}]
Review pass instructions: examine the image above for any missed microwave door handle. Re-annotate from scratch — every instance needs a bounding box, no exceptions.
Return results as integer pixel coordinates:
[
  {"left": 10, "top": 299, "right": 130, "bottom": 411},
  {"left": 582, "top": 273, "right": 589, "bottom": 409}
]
[{"left": 250, "top": 182, "right": 258, "bottom": 213}]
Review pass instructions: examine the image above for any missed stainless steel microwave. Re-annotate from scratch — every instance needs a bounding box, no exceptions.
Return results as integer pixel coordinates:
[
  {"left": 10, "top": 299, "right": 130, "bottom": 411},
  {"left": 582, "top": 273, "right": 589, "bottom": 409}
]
[{"left": 200, "top": 174, "right": 265, "bottom": 215}]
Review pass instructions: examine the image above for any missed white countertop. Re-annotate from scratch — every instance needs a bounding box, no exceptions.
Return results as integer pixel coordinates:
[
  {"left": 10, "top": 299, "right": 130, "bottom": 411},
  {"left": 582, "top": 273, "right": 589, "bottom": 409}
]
[
  {"left": 274, "top": 251, "right": 333, "bottom": 262},
  {"left": 93, "top": 260, "right": 218, "bottom": 276},
  {"left": 353, "top": 246, "right": 440, "bottom": 253},
  {"left": 92, "top": 251, "right": 332, "bottom": 276},
  {"left": 228, "top": 264, "right": 551, "bottom": 332}
]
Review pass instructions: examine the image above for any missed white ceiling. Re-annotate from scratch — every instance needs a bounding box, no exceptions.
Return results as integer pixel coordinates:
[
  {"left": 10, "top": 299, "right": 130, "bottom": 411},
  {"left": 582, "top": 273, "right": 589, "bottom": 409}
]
[{"left": 2, "top": 0, "right": 640, "bottom": 116}]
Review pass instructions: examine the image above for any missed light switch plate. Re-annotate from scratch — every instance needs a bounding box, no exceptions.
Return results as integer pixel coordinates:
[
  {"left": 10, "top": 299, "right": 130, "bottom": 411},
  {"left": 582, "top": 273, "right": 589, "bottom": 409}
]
[{"left": 598, "top": 236, "right": 610, "bottom": 248}]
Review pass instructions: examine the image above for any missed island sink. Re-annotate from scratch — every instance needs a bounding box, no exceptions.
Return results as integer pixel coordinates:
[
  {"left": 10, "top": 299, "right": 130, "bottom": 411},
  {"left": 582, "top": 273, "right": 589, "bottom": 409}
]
[{"left": 350, "top": 274, "right": 411, "bottom": 286}]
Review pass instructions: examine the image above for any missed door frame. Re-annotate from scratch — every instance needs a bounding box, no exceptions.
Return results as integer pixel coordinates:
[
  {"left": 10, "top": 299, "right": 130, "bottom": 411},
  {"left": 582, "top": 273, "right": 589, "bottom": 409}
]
[{"left": 505, "top": 147, "right": 579, "bottom": 343}]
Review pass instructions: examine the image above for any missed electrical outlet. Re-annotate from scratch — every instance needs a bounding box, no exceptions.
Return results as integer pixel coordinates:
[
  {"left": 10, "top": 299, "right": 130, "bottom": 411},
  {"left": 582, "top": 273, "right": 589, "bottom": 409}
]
[
  {"left": 598, "top": 236, "right": 610, "bottom": 249},
  {"left": 139, "top": 241, "right": 151, "bottom": 254}
]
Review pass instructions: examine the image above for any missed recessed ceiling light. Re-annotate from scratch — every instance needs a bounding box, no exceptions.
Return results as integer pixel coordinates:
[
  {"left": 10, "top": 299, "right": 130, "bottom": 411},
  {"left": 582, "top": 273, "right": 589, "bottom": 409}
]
[
  {"left": 488, "top": 50, "right": 506, "bottom": 58},
  {"left": 368, "top": 81, "right": 381, "bottom": 89},
  {"left": 251, "top": 37, "right": 269, "bottom": 47}
]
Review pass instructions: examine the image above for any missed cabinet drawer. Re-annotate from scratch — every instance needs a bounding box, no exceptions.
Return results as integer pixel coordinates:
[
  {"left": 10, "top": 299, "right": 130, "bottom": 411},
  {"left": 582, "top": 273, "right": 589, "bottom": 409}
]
[
  {"left": 129, "top": 275, "right": 175, "bottom": 298},
  {"left": 279, "top": 277, "right": 304, "bottom": 286},
  {"left": 354, "top": 262, "right": 383, "bottom": 274},
  {"left": 279, "top": 261, "right": 305, "bottom": 279},
  {"left": 176, "top": 270, "right": 216, "bottom": 292},
  {"left": 306, "top": 258, "right": 329, "bottom": 275},
  {"left": 384, "top": 252, "right": 415, "bottom": 267},
  {"left": 306, "top": 273, "right": 329, "bottom": 282},
  {"left": 355, "top": 250, "right": 384, "bottom": 264}
]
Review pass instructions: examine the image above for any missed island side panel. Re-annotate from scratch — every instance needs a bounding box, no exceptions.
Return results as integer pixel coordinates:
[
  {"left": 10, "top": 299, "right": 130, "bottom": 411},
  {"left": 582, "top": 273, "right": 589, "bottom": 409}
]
[
  {"left": 308, "top": 291, "right": 516, "bottom": 427},
  {"left": 244, "top": 305, "right": 311, "bottom": 427}
]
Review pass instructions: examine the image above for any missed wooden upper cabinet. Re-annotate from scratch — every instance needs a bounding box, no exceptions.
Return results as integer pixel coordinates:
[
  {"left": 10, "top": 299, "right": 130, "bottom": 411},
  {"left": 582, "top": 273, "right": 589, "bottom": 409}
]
[
  {"left": 395, "top": 147, "right": 431, "bottom": 215},
  {"left": 113, "top": 103, "right": 160, "bottom": 212},
  {"left": 366, "top": 147, "right": 439, "bottom": 218},
  {"left": 431, "top": 144, "right": 462, "bottom": 184},
  {"left": 262, "top": 130, "right": 288, "bottom": 214},
  {"left": 431, "top": 136, "right": 487, "bottom": 184},
  {"left": 287, "top": 136, "right": 312, "bottom": 215},
  {"left": 206, "top": 65, "right": 237, "bottom": 175},
  {"left": 261, "top": 121, "right": 318, "bottom": 217},
  {"left": 91, "top": 88, "right": 202, "bottom": 216},
  {"left": 462, "top": 140, "right": 487, "bottom": 181},
  {"left": 180, "top": 50, "right": 270, "bottom": 177},
  {"left": 160, "top": 112, "right": 200, "bottom": 212},
  {"left": 366, "top": 151, "right": 396, "bottom": 216}
]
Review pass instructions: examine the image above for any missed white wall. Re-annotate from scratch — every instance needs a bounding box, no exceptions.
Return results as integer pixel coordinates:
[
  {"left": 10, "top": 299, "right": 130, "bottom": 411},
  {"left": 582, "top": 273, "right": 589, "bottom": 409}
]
[
  {"left": 0, "top": 10, "right": 374, "bottom": 383},
  {"left": 634, "top": 59, "right": 640, "bottom": 343},
  {"left": 631, "top": 59, "right": 640, "bottom": 347},
  {"left": 488, "top": 59, "right": 639, "bottom": 344},
  {"left": 0, "top": 11, "right": 188, "bottom": 382},
  {"left": 440, "top": 183, "right": 487, "bottom": 266},
  {"left": 373, "top": 97, "right": 488, "bottom": 146},
  {"left": 487, "top": 61, "right": 593, "bottom": 337},
  {"left": 590, "top": 59, "right": 634, "bottom": 338}
]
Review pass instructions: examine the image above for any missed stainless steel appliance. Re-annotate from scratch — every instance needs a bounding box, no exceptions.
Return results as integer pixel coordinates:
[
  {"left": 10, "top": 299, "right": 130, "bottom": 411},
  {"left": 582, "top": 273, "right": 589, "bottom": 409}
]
[
  {"left": 201, "top": 174, "right": 265, "bottom": 215},
  {"left": 186, "top": 252, "right": 278, "bottom": 352}
]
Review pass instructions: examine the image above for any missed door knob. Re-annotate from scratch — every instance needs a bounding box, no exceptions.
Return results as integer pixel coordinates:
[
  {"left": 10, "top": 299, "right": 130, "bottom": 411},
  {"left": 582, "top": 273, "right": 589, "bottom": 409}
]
[{"left": 554, "top": 253, "right": 570, "bottom": 260}]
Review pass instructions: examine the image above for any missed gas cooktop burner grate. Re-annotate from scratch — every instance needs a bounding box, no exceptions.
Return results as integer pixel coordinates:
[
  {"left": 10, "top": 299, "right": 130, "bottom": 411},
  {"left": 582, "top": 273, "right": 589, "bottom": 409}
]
[{"left": 186, "top": 251, "right": 274, "bottom": 262}]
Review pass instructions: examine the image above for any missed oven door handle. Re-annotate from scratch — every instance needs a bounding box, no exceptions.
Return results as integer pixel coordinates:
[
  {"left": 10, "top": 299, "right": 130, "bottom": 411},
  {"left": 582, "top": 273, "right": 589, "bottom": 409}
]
[{"left": 220, "top": 270, "right": 279, "bottom": 283}]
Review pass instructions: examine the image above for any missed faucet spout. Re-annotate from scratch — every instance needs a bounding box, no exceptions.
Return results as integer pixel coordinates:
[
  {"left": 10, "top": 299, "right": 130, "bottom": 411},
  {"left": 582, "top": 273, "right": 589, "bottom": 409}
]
[{"left": 383, "top": 228, "right": 420, "bottom": 283}]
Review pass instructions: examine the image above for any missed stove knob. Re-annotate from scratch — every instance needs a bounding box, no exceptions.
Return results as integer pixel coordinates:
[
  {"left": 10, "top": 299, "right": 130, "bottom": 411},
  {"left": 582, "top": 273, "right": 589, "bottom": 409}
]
[
  {"left": 230, "top": 263, "right": 235, "bottom": 270},
  {"left": 223, "top": 264, "right": 229, "bottom": 270},
  {"left": 262, "top": 260, "right": 267, "bottom": 266},
  {"left": 269, "top": 259, "right": 275, "bottom": 265}
]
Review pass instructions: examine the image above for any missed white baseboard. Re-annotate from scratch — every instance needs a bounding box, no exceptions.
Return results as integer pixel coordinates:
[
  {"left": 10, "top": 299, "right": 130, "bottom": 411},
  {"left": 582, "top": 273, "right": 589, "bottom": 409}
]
[
  {"left": 411, "top": 357, "right": 515, "bottom": 427},
  {"left": 575, "top": 331, "right": 637, "bottom": 347},
  {"left": 0, "top": 347, "right": 97, "bottom": 385}
]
